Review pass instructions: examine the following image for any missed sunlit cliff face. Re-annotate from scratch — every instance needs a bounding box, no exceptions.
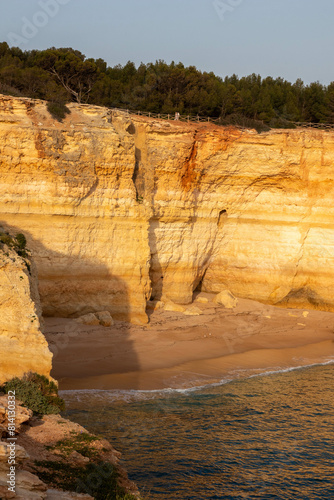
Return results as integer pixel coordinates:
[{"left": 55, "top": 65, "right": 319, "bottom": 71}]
[
  {"left": 0, "top": 244, "right": 52, "bottom": 383},
  {"left": 1, "top": 94, "right": 334, "bottom": 324}
]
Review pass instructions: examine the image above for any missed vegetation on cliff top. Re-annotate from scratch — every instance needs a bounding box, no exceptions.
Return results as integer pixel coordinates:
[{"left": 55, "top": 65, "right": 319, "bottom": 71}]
[
  {"left": 0, "top": 41, "right": 333, "bottom": 127},
  {"left": 1, "top": 372, "right": 65, "bottom": 416},
  {"left": 0, "top": 230, "right": 27, "bottom": 255},
  {"left": 34, "top": 459, "right": 138, "bottom": 499},
  {"left": 35, "top": 432, "right": 139, "bottom": 498},
  {"left": 0, "top": 380, "right": 138, "bottom": 499},
  {"left": 0, "top": 229, "right": 32, "bottom": 273}
]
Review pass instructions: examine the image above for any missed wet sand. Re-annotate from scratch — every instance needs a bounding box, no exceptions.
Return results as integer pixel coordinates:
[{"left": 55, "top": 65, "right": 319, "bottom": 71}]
[{"left": 44, "top": 295, "right": 334, "bottom": 391}]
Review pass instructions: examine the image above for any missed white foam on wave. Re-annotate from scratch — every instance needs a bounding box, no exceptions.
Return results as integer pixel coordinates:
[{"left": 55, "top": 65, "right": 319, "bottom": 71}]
[
  {"left": 59, "top": 358, "right": 334, "bottom": 404},
  {"left": 246, "top": 357, "right": 334, "bottom": 380},
  {"left": 59, "top": 379, "right": 233, "bottom": 403}
]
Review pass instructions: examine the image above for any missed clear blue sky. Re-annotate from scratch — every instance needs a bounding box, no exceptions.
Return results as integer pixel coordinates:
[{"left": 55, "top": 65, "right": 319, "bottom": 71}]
[{"left": 1, "top": 0, "right": 333, "bottom": 85}]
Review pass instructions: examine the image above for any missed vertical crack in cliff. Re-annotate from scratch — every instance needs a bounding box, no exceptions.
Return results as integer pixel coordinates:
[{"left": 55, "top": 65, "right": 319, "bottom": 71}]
[
  {"left": 181, "top": 131, "right": 198, "bottom": 190},
  {"left": 293, "top": 226, "right": 310, "bottom": 283},
  {"left": 291, "top": 176, "right": 314, "bottom": 285},
  {"left": 132, "top": 122, "right": 154, "bottom": 205},
  {"left": 132, "top": 146, "right": 146, "bottom": 201},
  {"left": 132, "top": 122, "right": 155, "bottom": 309}
]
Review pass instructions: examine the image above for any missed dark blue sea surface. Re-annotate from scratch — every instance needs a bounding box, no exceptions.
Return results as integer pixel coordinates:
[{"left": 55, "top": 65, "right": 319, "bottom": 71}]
[{"left": 62, "top": 363, "right": 334, "bottom": 499}]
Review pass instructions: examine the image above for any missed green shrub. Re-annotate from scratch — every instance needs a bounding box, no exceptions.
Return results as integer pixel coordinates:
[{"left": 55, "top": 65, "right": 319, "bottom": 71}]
[
  {"left": 0, "top": 230, "right": 31, "bottom": 262},
  {"left": 33, "top": 460, "right": 138, "bottom": 500},
  {"left": 269, "top": 117, "right": 296, "bottom": 129},
  {"left": 1, "top": 373, "right": 65, "bottom": 416},
  {"left": 47, "top": 432, "right": 99, "bottom": 459},
  {"left": 47, "top": 101, "right": 71, "bottom": 122},
  {"left": 0, "top": 232, "right": 13, "bottom": 246},
  {"left": 220, "top": 113, "right": 271, "bottom": 133},
  {"left": 15, "top": 233, "right": 27, "bottom": 249},
  {"left": 0, "top": 83, "right": 24, "bottom": 98}
]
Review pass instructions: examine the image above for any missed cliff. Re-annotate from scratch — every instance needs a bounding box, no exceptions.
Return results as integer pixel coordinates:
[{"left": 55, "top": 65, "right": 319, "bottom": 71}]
[
  {"left": 0, "top": 234, "right": 52, "bottom": 383},
  {"left": 1, "top": 94, "right": 334, "bottom": 322},
  {"left": 0, "top": 395, "right": 139, "bottom": 499}
]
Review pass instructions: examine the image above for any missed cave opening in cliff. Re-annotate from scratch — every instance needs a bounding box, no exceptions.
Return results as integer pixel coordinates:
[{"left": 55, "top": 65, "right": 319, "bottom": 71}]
[
  {"left": 193, "top": 270, "right": 207, "bottom": 298},
  {"left": 218, "top": 209, "right": 227, "bottom": 227}
]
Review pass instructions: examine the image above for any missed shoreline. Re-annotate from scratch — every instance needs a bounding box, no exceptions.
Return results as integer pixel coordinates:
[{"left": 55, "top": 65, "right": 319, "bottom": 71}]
[
  {"left": 58, "top": 340, "right": 334, "bottom": 394},
  {"left": 45, "top": 295, "right": 334, "bottom": 392}
]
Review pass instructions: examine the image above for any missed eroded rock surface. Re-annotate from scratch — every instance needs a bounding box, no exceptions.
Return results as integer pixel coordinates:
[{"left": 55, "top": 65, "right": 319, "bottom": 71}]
[
  {"left": 213, "top": 290, "right": 238, "bottom": 309},
  {"left": 0, "top": 396, "right": 138, "bottom": 499},
  {"left": 1, "top": 94, "right": 334, "bottom": 319},
  {"left": 0, "top": 242, "right": 52, "bottom": 383}
]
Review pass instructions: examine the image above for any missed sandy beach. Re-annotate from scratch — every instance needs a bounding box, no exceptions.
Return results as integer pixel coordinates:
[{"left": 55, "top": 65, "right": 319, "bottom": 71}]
[{"left": 44, "top": 294, "right": 334, "bottom": 391}]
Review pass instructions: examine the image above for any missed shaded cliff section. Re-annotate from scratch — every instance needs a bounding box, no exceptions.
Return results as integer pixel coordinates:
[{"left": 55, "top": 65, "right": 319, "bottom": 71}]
[
  {"left": 1, "top": 94, "right": 334, "bottom": 321},
  {"left": 0, "top": 231, "right": 52, "bottom": 384},
  {"left": 0, "top": 95, "right": 152, "bottom": 324}
]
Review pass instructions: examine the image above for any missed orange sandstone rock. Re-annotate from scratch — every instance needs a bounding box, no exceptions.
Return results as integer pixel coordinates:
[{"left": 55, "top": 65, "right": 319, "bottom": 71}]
[
  {"left": 1, "top": 94, "right": 334, "bottom": 320},
  {"left": 0, "top": 244, "right": 52, "bottom": 383}
]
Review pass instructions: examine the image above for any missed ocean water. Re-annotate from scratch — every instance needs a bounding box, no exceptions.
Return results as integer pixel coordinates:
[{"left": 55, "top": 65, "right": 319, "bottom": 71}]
[{"left": 62, "top": 363, "right": 334, "bottom": 500}]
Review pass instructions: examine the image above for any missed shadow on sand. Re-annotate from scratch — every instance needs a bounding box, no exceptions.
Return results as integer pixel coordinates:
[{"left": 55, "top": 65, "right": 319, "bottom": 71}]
[{"left": 0, "top": 221, "right": 141, "bottom": 390}]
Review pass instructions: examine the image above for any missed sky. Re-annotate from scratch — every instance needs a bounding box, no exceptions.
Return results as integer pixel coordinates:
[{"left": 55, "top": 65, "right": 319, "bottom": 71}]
[{"left": 1, "top": 0, "right": 333, "bottom": 85}]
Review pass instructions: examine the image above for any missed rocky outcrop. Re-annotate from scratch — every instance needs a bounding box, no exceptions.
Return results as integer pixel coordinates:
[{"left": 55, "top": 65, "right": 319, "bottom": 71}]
[
  {"left": 75, "top": 311, "right": 114, "bottom": 327},
  {"left": 1, "top": 94, "right": 334, "bottom": 321},
  {"left": 213, "top": 290, "right": 238, "bottom": 309},
  {"left": 0, "top": 396, "right": 138, "bottom": 499},
  {"left": 0, "top": 239, "right": 52, "bottom": 384}
]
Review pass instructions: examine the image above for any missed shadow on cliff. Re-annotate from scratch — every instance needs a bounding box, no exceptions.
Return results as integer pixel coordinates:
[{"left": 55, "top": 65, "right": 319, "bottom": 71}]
[
  {"left": 147, "top": 210, "right": 227, "bottom": 310},
  {"left": 147, "top": 219, "right": 165, "bottom": 306},
  {"left": 147, "top": 217, "right": 206, "bottom": 309},
  {"left": 0, "top": 221, "right": 142, "bottom": 390}
]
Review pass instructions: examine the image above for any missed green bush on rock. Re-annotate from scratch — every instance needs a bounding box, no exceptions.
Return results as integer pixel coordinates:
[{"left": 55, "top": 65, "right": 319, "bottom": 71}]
[
  {"left": 47, "top": 101, "right": 71, "bottom": 122},
  {"left": 15, "top": 233, "right": 27, "bottom": 249},
  {"left": 0, "top": 233, "right": 13, "bottom": 246},
  {"left": 34, "top": 460, "right": 138, "bottom": 500},
  {"left": 1, "top": 372, "right": 65, "bottom": 416},
  {"left": 0, "top": 230, "right": 27, "bottom": 253}
]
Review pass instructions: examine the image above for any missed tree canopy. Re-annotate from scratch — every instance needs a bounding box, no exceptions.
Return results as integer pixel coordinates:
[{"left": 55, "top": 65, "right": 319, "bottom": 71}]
[{"left": 0, "top": 42, "right": 333, "bottom": 127}]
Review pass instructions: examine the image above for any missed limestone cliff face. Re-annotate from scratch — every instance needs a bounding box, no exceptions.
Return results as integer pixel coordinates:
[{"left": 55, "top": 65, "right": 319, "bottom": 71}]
[
  {"left": 0, "top": 242, "right": 52, "bottom": 383},
  {"left": 1, "top": 94, "right": 334, "bottom": 321},
  {"left": 0, "top": 95, "right": 150, "bottom": 324}
]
